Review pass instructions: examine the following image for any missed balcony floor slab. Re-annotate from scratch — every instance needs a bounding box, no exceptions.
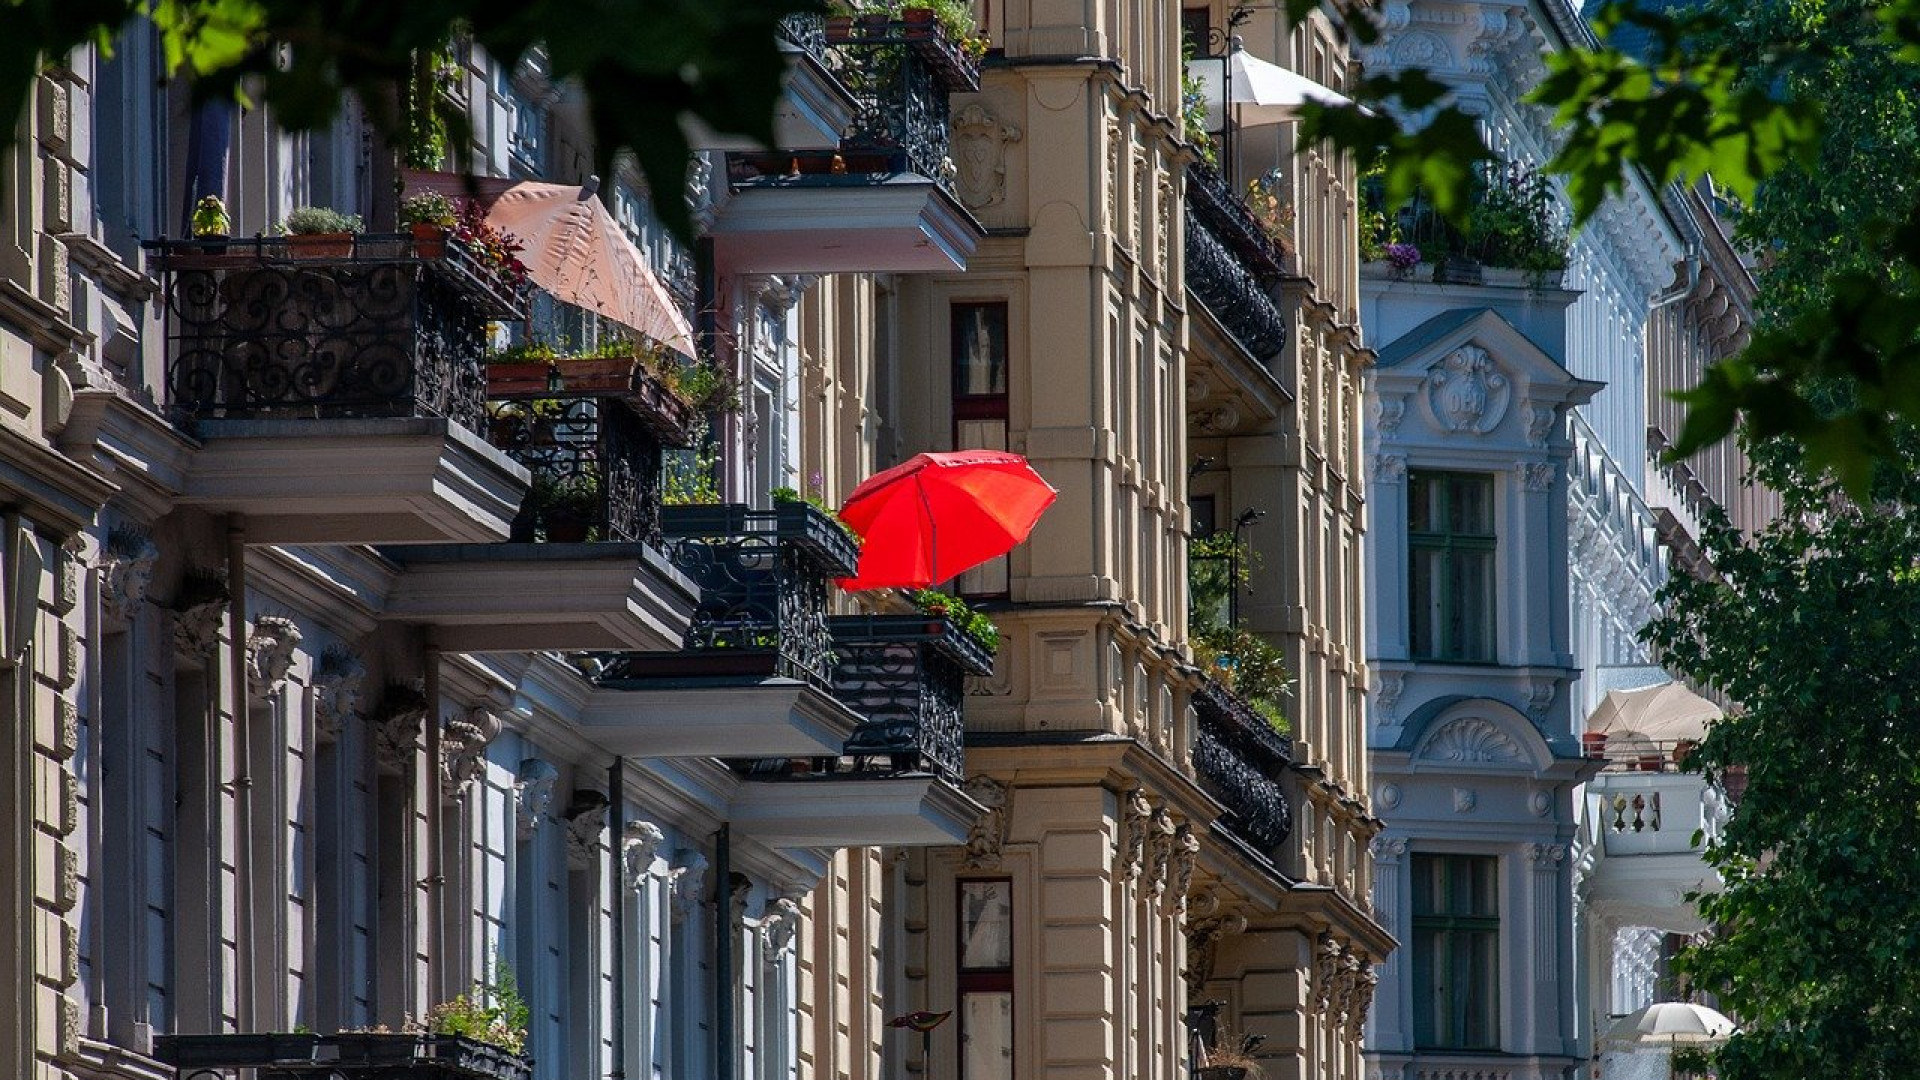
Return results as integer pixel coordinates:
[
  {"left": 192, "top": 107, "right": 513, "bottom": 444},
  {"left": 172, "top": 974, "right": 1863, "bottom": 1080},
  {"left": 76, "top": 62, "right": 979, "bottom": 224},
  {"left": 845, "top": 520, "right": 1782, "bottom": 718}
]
[
  {"left": 729, "top": 774, "right": 981, "bottom": 848},
  {"left": 382, "top": 543, "right": 695, "bottom": 652},
  {"left": 577, "top": 678, "right": 859, "bottom": 758},
  {"left": 711, "top": 175, "right": 979, "bottom": 274},
  {"left": 180, "top": 418, "right": 530, "bottom": 544}
]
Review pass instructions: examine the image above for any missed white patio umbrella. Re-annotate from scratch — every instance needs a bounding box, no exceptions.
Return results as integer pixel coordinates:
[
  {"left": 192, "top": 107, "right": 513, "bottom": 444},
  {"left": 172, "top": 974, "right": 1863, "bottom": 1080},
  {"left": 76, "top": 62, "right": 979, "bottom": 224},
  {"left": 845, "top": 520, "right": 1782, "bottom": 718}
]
[
  {"left": 1604, "top": 1001, "right": 1737, "bottom": 1047},
  {"left": 1186, "top": 37, "right": 1358, "bottom": 132}
]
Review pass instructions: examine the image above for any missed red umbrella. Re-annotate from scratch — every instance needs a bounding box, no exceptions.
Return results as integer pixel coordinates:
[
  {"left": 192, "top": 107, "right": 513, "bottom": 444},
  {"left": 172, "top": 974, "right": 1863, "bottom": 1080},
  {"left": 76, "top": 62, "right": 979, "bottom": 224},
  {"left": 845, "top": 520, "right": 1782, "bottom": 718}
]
[{"left": 838, "top": 451, "right": 1058, "bottom": 590}]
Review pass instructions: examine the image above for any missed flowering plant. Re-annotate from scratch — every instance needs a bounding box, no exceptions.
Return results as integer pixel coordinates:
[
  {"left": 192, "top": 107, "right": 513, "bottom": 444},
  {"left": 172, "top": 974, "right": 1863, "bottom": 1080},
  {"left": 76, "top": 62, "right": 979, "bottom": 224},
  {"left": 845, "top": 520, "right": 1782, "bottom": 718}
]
[
  {"left": 452, "top": 198, "right": 529, "bottom": 290},
  {"left": 1244, "top": 171, "right": 1295, "bottom": 251},
  {"left": 1385, "top": 242, "right": 1421, "bottom": 272}
]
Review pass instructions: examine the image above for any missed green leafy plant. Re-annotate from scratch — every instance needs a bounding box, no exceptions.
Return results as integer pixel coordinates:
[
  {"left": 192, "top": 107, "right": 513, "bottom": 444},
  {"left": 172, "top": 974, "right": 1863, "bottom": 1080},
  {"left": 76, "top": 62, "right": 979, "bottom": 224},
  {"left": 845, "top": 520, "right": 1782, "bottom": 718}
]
[
  {"left": 192, "top": 194, "right": 231, "bottom": 238},
  {"left": 425, "top": 963, "right": 529, "bottom": 1055},
  {"left": 908, "top": 588, "right": 1000, "bottom": 652},
  {"left": 662, "top": 444, "right": 721, "bottom": 506},
  {"left": 1181, "top": 41, "right": 1216, "bottom": 164},
  {"left": 1192, "top": 624, "right": 1292, "bottom": 735},
  {"left": 400, "top": 191, "right": 458, "bottom": 227},
  {"left": 771, "top": 485, "right": 859, "bottom": 540},
  {"left": 281, "top": 206, "right": 365, "bottom": 235},
  {"left": 1244, "top": 170, "right": 1295, "bottom": 252}
]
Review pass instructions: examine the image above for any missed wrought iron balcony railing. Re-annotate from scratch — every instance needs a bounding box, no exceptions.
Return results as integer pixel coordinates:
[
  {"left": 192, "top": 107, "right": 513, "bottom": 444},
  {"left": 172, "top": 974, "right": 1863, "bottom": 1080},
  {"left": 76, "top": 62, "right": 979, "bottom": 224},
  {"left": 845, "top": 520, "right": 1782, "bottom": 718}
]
[
  {"left": 594, "top": 503, "right": 860, "bottom": 688},
  {"left": 486, "top": 394, "right": 666, "bottom": 546},
  {"left": 1192, "top": 678, "right": 1294, "bottom": 852},
  {"left": 156, "top": 1032, "right": 532, "bottom": 1080},
  {"left": 734, "top": 13, "right": 978, "bottom": 189},
  {"left": 151, "top": 235, "right": 526, "bottom": 437},
  {"left": 829, "top": 613, "right": 994, "bottom": 782},
  {"left": 1184, "top": 160, "right": 1290, "bottom": 361}
]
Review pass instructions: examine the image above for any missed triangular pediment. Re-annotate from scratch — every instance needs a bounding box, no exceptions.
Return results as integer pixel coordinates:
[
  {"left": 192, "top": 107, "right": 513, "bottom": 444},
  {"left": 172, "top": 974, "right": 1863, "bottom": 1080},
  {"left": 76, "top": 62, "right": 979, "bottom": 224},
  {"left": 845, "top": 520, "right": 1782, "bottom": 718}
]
[{"left": 1368, "top": 308, "right": 1602, "bottom": 445}]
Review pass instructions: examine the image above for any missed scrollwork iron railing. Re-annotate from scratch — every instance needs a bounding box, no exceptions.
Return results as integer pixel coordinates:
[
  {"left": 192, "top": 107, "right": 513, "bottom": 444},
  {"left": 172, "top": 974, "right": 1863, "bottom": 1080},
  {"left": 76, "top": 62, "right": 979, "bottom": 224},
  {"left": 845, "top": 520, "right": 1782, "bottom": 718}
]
[
  {"left": 486, "top": 394, "right": 665, "bottom": 545},
  {"left": 155, "top": 1033, "right": 532, "bottom": 1080},
  {"left": 1192, "top": 678, "right": 1293, "bottom": 851},
  {"left": 830, "top": 614, "right": 993, "bottom": 781},
  {"left": 595, "top": 504, "right": 859, "bottom": 688},
  {"left": 151, "top": 236, "right": 523, "bottom": 437},
  {"left": 1186, "top": 203, "right": 1290, "bottom": 361}
]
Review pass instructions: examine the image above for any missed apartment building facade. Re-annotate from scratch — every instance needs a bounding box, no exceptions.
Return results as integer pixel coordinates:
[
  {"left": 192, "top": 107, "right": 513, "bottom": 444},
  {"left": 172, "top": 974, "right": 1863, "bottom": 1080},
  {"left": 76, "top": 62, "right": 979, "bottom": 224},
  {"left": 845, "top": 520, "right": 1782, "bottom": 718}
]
[{"left": 3, "top": 4, "right": 1396, "bottom": 1080}]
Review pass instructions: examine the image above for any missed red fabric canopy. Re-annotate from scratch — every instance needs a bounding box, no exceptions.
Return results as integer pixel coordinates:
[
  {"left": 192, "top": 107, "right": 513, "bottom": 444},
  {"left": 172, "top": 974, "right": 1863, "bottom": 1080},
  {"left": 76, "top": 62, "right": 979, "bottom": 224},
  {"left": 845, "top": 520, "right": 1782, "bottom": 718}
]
[{"left": 838, "top": 451, "right": 1058, "bottom": 590}]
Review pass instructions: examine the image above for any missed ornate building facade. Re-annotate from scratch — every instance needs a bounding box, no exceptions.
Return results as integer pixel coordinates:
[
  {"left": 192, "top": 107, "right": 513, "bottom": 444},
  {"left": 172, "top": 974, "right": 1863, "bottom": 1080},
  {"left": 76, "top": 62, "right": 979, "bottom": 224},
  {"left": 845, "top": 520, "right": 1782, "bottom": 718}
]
[{"left": 5, "top": 6, "right": 1394, "bottom": 1080}]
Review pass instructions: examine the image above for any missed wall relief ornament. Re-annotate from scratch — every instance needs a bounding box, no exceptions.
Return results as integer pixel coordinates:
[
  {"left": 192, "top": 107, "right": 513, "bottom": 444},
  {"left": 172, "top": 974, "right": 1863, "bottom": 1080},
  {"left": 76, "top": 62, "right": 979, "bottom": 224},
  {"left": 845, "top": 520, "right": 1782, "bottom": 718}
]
[
  {"left": 99, "top": 525, "right": 159, "bottom": 626},
  {"left": 563, "top": 791, "right": 611, "bottom": 871},
  {"left": 1371, "top": 395, "right": 1407, "bottom": 438},
  {"left": 1452, "top": 787, "right": 1477, "bottom": 813},
  {"left": 171, "top": 574, "right": 230, "bottom": 660},
  {"left": 1311, "top": 934, "right": 1345, "bottom": 1010},
  {"left": 57, "top": 534, "right": 85, "bottom": 614},
  {"left": 1120, "top": 787, "right": 1154, "bottom": 876},
  {"left": 245, "top": 616, "right": 302, "bottom": 702},
  {"left": 1519, "top": 461, "right": 1556, "bottom": 492},
  {"left": 1369, "top": 453, "right": 1408, "bottom": 485},
  {"left": 951, "top": 103, "right": 1021, "bottom": 210},
  {"left": 312, "top": 646, "right": 366, "bottom": 745},
  {"left": 1168, "top": 823, "right": 1200, "bottom": 908},
  {"left": 514, "top": 758, "right": 559, "bottom": 840},
  {"left": 371, "top": 684, "right": 429, "bottom": 775},
  {"left": 671, "top": 851, "right": 710, "bottom": 922},
  {"left": 1145, "top": 808, "right": 1178, "bottom": 896},
  {"left": 1183, "top": 911, "right": 1247, "bottom": 992},
  {"left": 962, "top": 775, "right": 1011, "bottom": 869},
  {"left": 1373, "top": 672, "right": 1405, "bottom": 722},
  {"left": 1525, "top": 403, "right": 1557, "bottom": 448},
  {"left": 439, "top": 706, "right": 502, "bottom": 800},
  {"left": 622, "top": 820, "right": 666, "bottom": 893},
  {"left": 1420, "top": 715, "right": 1527, "bottom": 765},
  {"left": 1426, "top": 345, "right": 1510, "bottom": 434},
  {"left": 760, "top": 894, "right": 803, "bottom": 965}
]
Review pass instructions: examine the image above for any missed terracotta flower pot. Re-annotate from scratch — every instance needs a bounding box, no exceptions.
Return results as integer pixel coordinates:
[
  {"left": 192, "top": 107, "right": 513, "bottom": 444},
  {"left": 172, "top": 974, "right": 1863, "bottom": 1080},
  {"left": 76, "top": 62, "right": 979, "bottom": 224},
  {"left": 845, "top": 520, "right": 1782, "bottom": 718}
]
[
  {"left": 410, "top": 222, "right": 449, "bottom": 258},
  {"left": 286, "top": 232, "right": 354, "bottom": 259}
]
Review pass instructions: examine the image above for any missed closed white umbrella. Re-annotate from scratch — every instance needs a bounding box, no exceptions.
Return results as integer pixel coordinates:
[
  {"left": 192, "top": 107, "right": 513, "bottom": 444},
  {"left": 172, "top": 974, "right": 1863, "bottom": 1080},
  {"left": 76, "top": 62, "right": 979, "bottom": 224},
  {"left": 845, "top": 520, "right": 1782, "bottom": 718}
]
[{"left": 1604, "top": 1001, "right": 1737, "bottom": 1046}]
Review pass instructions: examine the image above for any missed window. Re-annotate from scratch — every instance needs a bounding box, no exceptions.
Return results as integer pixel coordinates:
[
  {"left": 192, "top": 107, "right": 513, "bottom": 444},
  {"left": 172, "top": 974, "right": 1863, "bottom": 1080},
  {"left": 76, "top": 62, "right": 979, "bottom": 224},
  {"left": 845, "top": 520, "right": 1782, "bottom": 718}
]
[
  {"left": 952, "top": 302, "right": 1010, "bottom": 596},
  {"left": 1411, "top": 854, "right": 1499, "bottom": 1050},
  {"left": 1408, "top": 472, "right": 1496, "bottom": 662},
  {"left": 957, "top": 881, "right": 1014, "bottom": 1080}
]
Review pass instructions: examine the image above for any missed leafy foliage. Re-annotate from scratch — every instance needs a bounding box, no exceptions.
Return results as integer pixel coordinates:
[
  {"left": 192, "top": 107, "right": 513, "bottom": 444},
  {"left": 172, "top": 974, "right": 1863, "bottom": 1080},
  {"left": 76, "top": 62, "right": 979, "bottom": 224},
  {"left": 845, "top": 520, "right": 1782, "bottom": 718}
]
[
  {"left": 1, "top": 0, "right": 814, "bottom": 241},
  {"left": 280, "top": 205, "right": 364, "bottom": 234},
  {"left": 908, "top": 588, "right": 1000, "bottom": 652},
  {"left": 1644, "top": 490, "right": 1920, "bottom": 1080},
  {"left": 425, "top": 962, "right": 530, "bottom": 1055}
]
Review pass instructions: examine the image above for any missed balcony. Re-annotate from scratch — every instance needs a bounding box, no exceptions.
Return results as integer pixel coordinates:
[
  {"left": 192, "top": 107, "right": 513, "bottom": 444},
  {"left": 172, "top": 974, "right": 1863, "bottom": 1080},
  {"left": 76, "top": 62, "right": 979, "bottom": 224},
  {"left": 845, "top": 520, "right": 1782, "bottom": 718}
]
[
  {"left": 1185, "top": 160, "right": 1290, "bottom": 363},
  {"left": 156, "top": 1032, "right": 530, "bottom": 1080},
  {"left": 574, "top": 503, "right": 864, "bottom": 757},
  {"left": 710, "top": 14, "right": 982, "bottom": 274},
  {"left": 1192, "top": 678, "right": 1294, "bottom": 853},
  {"left": 151, "top": 236, "right": 530, "bottom": 544}
]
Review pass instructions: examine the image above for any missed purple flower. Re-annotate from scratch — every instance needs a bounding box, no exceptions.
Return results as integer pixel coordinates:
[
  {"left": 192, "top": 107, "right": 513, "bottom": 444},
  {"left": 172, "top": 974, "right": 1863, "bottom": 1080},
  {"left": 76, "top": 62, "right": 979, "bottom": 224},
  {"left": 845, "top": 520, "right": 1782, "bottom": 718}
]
[{"left": 1385, "top": 242, "right": 1422, "bottom": 271}]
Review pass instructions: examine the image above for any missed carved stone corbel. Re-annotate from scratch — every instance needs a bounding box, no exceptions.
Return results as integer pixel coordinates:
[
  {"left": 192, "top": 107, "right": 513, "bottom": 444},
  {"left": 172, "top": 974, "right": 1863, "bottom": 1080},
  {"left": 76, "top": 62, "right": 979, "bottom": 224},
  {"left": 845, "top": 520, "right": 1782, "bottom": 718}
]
[
  {"left": 98, "top": 526, "right": 158, "bottom": 627},
  {"left": 962, "top": 775, "right": 1011, "bottom": 869},
  {"left": 670, "top": 851, "right": 710, "bottom": 923},
  {"left": 514, "top": 759, "right": 559, "bottom": 840},
  {"left": 563, "top": 790, "right": 611, "bottom": 871},
  {"left": 245, "top": 616, "right": 302, "bottom": 703},
  {"left": 1145, "top": 809, "right": 1178, "bottom": 897},
  {"left": 370, "top": 684, "right": 429, "bottom": 775},
  {"left": 622, "top": 820, "right": 666, "bottom": 893},
  {"left": 312, "top": 646, "right": 366, "bottom": 745},
  {"left": 1168, "top": 823, "right": 1200, "bottom": 909},
  {"left": 1120, "top": 787, "right": 1154, "bottom": 877},
  {"left": 439, "top": 706, "right": 501, "bottom": 800}
]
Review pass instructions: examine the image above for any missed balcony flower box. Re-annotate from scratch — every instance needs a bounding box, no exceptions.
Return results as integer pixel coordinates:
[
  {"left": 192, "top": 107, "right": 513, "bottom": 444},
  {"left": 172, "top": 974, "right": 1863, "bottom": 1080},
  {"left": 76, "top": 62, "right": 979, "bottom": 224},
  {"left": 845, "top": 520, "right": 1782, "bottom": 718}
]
[
  {"left": 286, "top": 232, "right": 355, "bottom": 259},
  {"left": 663, "top": 502, "right": 861, "bottom": 579},
  {"left": 156, "top": 1033, "right": 532, "bottom": 1080},
  {"left": 487, "top": 357, "right": 698, "bottom": 448}
]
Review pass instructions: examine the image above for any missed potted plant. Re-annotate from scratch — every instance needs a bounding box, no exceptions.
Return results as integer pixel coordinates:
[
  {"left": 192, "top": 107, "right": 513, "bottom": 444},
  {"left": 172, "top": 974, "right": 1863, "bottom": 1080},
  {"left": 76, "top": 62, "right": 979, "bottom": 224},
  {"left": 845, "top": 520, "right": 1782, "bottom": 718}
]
[
  {"left": 402, "top": 191, "right": 458, "bottom": 257},
  {"left": 907, "top": 587, "right": 1001, "bottom": 653},
  {"left": 1197, "top": 1028, "right": 1265, "bottom": 1080},
  {"left": 451, "top": 197, "right": 529, "bottom": 298},
  {"left": 535, "top": 471, "right": 602, "bottom": 542},
  {"left": 191, "top": 194, "right": 231, "bottom": 243},
  {"left": 281, "top": 205, "right": 364, "bottom": 258}
]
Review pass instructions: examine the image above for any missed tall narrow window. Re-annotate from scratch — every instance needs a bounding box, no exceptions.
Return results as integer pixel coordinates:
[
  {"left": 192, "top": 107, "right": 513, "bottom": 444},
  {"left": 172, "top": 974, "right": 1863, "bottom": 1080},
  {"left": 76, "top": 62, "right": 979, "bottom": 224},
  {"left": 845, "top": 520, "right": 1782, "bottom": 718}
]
[
  {"left": 952, "top": 302, "right": 1011, "bottom": 596},
  {"left": 957, "top": 880, "right": 1014, "bottom": 1080},
  {"left": 1408, "top": 472, "right": 1497, "bottom": 662},
  {"left": 1411, "top": 854, "right": 1499, "bottom": 1050}
]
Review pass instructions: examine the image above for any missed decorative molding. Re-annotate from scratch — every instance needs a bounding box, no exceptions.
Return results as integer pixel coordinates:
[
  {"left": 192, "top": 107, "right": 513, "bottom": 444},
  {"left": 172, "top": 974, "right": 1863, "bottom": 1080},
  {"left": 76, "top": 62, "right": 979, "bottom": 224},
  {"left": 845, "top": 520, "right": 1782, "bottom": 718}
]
[
  {"left": 1168, "top": 823, "right": 1200, "bottom": 908},
  {"left": 1526, "top": 842, "right": 1568, "bottom": 867},
  {"left": 1373, "top": 672, "right": 1405, "bottom": 722},
  {"left": 563, "top": 791, "right": 611, "bottom": 871},
  {"left": 1369, "top": 834, "right": 1409, "bottom": 861},
  {"left": 1426, "top": 344, "right": 1510, "bottom": 434},
  {"left": 244, "top": 616, "right": 302, "bottom": 702},
  {"left": 312, "top": 647, "right": 366, "bottom": 745},
  {"left": 1519, "top": 460, "right": 1556, "bottom": 492},
  {"left": 1525, "top": 403, "right": 1557, "bottom": 448},
  {"left": 951, "top": 103, "right": 1022, "bottom": 210},
  {"left": 1375, "top": 783, "right": 1403, "bottom": 812},
  {"left": 1371, "top": 393, "right": 1407, "bottom": 439},
  {"left": 1419, "top": 715, "right": 1528, "bottom": 765},
  {"left": 1120, "top": 787, "right": 1154, "bottom": 877},
  {"left": 1369, "top": 453, "right": 1407, "bottom": 485},
  {"left": 962, "top": 775, "right": 1011, "bottom": 869},
  {"left": 371, "top": 684, "right": 428, "bottom": 775},
  {"left": 1452, "top": 786, "right": 1477, "bottom": 813},
  {"left": 670, "top": 851, "right": 710, "bottom": 922},
  {"left": 98, "top": 526, "right": 158, "bottom": 626},
  {"left": 439, "top": 706, "right": 501, "bottom": 800},
  {"left": 1529, "top": 789, "right": 1552, "bottom": 818},
  {"left": 622, "top": 820, "right": 666, "bottom": 893},
  {"left": 1526, "top": 678, "right": 1556, "bottom": 721},
  {"left": 514, "top": 759, "right": 559, "bottom": 840}
]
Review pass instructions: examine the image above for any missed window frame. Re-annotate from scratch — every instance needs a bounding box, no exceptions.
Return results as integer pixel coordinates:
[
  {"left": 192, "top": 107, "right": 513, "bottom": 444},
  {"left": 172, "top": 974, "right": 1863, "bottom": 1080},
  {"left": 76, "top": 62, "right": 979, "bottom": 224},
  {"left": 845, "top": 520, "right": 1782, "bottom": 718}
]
[
  {"left": 956, "top": 878, "right": 1015, "bottom": 1080},
  {"left": 1410, "top": 853, "right": 1501, "bottom": 1051},
  {"left": 1407, "top": 470, "right": 1498, "bottom": 663}
]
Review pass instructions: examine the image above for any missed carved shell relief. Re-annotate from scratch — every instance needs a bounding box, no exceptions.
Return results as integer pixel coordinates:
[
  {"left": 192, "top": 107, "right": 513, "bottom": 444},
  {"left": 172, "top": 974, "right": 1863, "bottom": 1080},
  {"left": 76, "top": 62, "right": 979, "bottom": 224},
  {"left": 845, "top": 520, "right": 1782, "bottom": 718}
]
[{"left": 1418, "top": 714, "right": 1528, "bottom": 765}]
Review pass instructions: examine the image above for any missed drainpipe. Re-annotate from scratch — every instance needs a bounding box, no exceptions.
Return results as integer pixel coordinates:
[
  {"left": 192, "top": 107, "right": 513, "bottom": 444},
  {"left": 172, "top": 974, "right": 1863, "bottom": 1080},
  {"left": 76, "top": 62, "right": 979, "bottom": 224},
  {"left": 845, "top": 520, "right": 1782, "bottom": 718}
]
[
  {"left": 423, "top": 636, "right": 447, "bottom": 1004},
  {"left": 225, "top": 518, "right": 253, "bottom": 1028},
  {"left": 609, "top": 757, "right": 626, "bottom": 1080},
  {"left": 713, "top": 824, "right": 733, "bottom": 1080}
]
